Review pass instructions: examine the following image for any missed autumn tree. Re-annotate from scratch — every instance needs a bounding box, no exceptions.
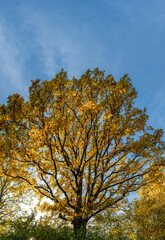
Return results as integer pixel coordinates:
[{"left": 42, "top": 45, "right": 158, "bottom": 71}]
[
  {"left": 127, "top": 167, "right": 165, "bottom": 240},
  {"left": 0, "top": 69, "right": 164, "bottom": 238}
]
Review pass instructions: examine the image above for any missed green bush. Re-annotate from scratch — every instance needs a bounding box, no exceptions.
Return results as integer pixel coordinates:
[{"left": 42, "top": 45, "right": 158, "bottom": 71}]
[
  {"left": 0, "top": 212, "right": 130, "bottom": 240},
  {"left": 0, "top": 213, "right": 36, "bottom": 240},
  {"left": 0, "top": 214, "right": 75, "bottom": 240}
]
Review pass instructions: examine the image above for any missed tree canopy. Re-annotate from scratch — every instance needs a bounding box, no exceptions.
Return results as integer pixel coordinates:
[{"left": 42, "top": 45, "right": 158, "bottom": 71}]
[{"left": 0, "top": 68, "right": 164, "bottom": 237}]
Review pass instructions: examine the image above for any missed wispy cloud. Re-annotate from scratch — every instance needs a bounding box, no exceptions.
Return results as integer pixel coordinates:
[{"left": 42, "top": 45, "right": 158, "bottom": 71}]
[
  {"left": 18, "top": 3, "right": 108, "bottom": 79},
  {"left": 0, "top": 18, "right": 28, "bottom": 101}
]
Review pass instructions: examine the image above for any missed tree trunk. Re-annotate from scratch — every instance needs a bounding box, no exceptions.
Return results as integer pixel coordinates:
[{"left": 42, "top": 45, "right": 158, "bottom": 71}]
[{"left": 72, "top": 218, "right": 87, "bottom": 239}]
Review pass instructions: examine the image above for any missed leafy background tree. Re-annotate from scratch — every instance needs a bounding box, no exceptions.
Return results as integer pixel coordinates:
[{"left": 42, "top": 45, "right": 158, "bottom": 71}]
[
  {"left": 127, "top": 167, "right": 165, "bottom": 240},
  {"left": 92, "top": 208, "right": 129, "bottom": 240},
  {"left": 0, "top": 175, "right": 33, "bottom": 233},
  {"left": 0, "top": 176, "right": 16, "bottom": 224},
  {"left": 0, "top": 69, "right": 164, "bottom": 238}
]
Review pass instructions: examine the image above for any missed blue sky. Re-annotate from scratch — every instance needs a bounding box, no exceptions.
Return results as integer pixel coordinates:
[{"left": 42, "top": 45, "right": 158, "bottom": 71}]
[{"left": 0, "top": 0, "right": 165, "bottom": 133}]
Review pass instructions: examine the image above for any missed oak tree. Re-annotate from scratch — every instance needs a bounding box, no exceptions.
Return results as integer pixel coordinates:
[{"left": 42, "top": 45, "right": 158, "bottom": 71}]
[{"left": 0, "top": 69, "right": 164, "bottom": 238}]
